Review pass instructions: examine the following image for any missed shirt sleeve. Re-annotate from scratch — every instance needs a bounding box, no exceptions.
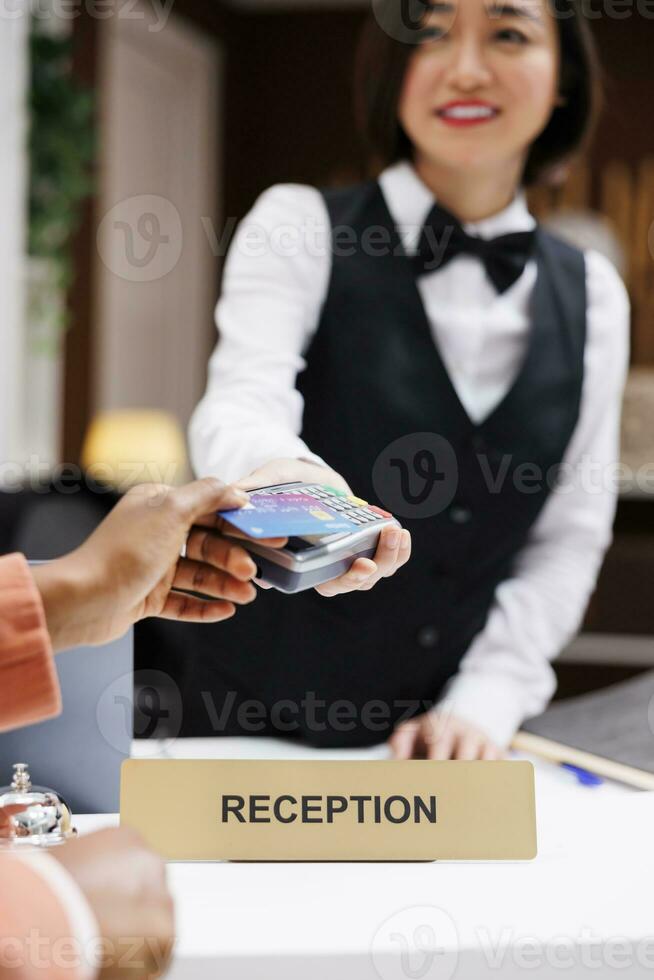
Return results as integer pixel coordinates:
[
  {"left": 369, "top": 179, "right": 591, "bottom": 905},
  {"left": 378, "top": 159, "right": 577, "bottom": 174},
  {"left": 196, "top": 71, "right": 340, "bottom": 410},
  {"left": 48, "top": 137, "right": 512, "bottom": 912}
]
[
  {"left": 0, "top": 553, "right": 61, "bottom": 733},
  {"left": 0, "top": 852, "right": 99, "bottom": 980},
  {"left": 436, "top": 250, "right": 631, "bottom": 747},
  {"left": 189, "top": 183, "right": 333, "bottom": 483}
]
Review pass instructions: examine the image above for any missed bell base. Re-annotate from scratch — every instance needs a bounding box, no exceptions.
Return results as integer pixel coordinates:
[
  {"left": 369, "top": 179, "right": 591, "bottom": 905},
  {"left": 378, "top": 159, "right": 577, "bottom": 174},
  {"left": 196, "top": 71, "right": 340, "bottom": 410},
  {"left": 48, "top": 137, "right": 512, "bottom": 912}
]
[{"left": 0, "top": 827, "right": 78, "bottom": 848}]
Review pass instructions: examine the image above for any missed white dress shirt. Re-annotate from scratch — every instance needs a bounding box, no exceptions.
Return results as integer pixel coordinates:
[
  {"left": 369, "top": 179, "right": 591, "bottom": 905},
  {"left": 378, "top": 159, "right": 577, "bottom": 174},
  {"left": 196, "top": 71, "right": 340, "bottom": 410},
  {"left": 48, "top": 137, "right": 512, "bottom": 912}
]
[{"left": 189, "top": 161, "right": 630, "bottom": 747}]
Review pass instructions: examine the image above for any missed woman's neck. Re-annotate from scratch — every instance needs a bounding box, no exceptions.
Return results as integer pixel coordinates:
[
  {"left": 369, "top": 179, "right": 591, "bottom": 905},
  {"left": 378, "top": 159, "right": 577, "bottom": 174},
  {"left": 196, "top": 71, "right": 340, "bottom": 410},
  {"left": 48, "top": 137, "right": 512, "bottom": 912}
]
[{"left": 413, "top": 154, "right": 525, "bottom": 224}]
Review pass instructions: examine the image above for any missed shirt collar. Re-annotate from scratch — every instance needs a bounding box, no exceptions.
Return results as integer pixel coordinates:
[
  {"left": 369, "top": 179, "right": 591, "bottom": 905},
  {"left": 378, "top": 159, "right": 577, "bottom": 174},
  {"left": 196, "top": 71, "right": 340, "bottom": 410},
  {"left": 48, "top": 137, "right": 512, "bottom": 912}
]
[{"left": 377, "top": 159, "right": 536, "bottom": 241}]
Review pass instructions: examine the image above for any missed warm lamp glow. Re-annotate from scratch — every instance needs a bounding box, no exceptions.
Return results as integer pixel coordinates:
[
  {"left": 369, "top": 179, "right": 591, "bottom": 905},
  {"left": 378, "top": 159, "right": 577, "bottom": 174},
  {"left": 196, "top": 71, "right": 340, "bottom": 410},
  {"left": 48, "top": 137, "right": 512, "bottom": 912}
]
[{"left": 81, "top": 410, "right": 190, "bottom": 489}]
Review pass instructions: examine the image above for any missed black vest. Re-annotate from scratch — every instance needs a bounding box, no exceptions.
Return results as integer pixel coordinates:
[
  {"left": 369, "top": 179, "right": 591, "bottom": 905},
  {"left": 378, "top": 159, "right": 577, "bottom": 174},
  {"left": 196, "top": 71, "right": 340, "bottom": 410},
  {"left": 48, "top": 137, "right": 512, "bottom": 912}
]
[{"left": 136, "top": 180, "right": 587, "bottom": 746}]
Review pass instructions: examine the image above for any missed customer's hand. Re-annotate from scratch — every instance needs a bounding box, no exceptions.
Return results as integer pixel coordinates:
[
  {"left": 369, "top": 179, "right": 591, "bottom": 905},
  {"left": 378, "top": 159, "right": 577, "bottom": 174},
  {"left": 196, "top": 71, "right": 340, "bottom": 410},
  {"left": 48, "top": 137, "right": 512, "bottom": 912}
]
[
  {"left": 389, "top": 710, "right": 506, "bottom": 760},
  {"left": 53, "top": 826, "right": 173, "bottom": 980},
  {"left": 236, "top": 458, "right": 412, "bottom": 597},
  {"left": 32, "top": 478, "right": 287, "bottom": 651}
]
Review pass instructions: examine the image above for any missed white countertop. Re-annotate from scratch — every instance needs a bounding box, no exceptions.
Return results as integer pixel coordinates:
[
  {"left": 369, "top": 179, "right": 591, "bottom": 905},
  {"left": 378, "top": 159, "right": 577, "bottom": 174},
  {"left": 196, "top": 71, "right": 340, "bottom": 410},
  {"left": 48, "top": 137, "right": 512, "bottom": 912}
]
[{"left": 77, "top": 738, "right": 654, "bottom": 978}]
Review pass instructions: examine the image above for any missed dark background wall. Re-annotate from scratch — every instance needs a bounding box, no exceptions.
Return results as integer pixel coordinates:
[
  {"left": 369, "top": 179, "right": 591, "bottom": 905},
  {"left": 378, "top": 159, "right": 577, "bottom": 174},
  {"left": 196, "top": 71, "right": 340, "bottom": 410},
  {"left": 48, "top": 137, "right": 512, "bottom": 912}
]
[
  {"left": 591, "top": 15, "right": 654, "bottom": 168},
  {"left": 221, "top": 9, "right": 369, "bottom": 221}
]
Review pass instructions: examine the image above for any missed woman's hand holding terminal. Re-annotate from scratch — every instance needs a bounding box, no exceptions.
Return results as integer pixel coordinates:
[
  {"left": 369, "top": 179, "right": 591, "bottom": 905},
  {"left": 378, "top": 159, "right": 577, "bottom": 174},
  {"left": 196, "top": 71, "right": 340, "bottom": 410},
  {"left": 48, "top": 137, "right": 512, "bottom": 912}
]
[{"left": 236, "top": 458, "right": 412, "bottom": 596}]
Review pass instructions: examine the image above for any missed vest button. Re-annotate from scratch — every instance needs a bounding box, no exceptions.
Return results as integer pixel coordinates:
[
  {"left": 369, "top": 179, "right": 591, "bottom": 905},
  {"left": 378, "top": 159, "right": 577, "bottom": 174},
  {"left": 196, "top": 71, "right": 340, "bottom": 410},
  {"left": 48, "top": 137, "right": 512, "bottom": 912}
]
[
  {"left": 449, "top": 505, "right": 472, "bottom": 525},
  {"left": 417, "top": 625, "right": 440, "bottom": 649}
]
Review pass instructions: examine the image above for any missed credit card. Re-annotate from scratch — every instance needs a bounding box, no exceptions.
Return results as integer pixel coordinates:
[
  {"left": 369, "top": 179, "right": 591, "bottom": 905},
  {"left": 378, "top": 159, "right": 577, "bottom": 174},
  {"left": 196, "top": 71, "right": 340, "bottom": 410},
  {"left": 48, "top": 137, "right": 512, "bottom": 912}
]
[{"left": 218, "top": 492, "right": 360, "bottom": 538}]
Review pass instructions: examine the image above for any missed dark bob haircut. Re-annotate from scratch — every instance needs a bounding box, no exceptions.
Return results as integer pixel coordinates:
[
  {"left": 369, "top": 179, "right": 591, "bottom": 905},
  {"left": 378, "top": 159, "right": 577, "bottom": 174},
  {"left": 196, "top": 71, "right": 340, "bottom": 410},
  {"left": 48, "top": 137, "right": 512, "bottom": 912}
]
[{"left": 355, "top": 0, "right": 602, "bottom": 186}]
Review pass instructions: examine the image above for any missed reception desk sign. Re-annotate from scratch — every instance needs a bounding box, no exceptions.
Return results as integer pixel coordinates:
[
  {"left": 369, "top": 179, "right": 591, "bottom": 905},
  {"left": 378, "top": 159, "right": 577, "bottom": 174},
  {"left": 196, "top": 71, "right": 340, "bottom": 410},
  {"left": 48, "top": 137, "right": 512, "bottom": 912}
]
[{"left": 120, "top": 759, "right": 536, "bottom": 861}]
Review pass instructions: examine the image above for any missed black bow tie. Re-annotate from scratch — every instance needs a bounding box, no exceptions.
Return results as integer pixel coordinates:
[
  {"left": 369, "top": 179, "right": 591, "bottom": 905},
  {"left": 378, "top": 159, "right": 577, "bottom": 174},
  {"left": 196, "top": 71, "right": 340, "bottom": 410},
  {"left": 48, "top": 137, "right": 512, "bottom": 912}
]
[{"left": 411, "top": 202, "right": 536, "bottom": 294}]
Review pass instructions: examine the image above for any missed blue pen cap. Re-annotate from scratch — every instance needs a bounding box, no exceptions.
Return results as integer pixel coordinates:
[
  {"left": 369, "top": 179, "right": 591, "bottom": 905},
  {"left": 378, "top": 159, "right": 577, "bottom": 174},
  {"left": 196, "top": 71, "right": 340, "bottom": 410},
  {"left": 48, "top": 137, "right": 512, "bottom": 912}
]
[{"left": 560, "top": 763, "right": 604, "bottom": 787}]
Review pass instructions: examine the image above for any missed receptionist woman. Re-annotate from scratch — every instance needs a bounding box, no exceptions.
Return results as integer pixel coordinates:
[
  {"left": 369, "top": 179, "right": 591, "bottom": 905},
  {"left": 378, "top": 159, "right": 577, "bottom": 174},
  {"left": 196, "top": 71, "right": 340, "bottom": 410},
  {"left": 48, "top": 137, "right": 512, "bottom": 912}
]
[{"left": 187, "top": 0, "right": 630, "bottom": 759}]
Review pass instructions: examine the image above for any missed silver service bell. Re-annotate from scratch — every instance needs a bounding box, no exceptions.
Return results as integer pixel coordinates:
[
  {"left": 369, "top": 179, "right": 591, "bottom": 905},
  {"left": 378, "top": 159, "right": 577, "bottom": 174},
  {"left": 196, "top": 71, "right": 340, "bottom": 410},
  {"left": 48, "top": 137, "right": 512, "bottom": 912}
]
[{"left": 0, "top": 763, "right": 77, "bottom": 847}]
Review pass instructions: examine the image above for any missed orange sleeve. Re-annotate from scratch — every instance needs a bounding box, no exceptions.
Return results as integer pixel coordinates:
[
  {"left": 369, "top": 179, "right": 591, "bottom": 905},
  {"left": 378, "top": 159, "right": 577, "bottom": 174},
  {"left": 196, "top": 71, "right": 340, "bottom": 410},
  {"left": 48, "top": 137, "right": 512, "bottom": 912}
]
[{"left": 0, "top": 554, "right": 61, "bottom": 734}]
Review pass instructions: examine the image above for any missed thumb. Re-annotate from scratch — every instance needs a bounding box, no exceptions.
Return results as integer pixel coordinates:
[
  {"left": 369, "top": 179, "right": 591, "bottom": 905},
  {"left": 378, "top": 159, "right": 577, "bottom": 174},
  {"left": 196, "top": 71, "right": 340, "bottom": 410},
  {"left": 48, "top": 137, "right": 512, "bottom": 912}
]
[
  {"left": 388, "top": 721, "right": 420, "bottom": 760},
  {"left": 174, "top": 478, "right": 249, "bottom": 523},
  {"left": 235, "top": 474, "right": 266, "bottom": 491},
  {"left": 234, "top": 462, "right": 283, "bottom": 491}
]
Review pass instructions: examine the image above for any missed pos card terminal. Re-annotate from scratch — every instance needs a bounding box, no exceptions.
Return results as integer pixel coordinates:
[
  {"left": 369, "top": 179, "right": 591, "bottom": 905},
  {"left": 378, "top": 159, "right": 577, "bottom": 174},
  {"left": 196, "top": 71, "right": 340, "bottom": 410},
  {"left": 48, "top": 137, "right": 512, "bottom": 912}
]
[{"left": 219, "top": 482, "right": 400, "bottom": 594}]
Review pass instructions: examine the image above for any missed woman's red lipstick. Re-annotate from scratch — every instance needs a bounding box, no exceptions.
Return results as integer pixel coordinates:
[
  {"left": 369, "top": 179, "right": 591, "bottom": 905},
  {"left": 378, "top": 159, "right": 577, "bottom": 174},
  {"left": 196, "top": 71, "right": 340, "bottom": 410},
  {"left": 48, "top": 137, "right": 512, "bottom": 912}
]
[{"left": 435, "top": 100, "right": 500, "bottom": 127}]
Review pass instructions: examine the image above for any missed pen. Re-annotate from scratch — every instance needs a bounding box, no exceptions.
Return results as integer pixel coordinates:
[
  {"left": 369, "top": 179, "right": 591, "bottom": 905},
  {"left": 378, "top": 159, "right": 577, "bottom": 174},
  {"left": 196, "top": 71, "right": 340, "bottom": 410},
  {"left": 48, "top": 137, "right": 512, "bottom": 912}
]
[{"left": 560, "top": 763, "right": 604, "bottom": 787}]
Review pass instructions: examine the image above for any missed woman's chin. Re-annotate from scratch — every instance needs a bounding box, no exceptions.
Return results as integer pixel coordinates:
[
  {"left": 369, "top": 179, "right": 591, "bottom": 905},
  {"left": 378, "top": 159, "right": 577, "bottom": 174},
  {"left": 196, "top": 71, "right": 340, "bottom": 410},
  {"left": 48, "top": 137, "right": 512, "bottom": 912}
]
[{"left": 420, "top": 147, "right": 509, "bottom": 177}]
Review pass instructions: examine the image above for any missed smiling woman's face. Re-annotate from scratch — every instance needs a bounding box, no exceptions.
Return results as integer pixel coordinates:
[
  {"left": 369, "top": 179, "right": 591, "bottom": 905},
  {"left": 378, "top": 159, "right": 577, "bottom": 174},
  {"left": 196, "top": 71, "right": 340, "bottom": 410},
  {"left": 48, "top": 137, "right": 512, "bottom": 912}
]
[{"left": 398, "top": 0, "right": 560, "bottom": 179}]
